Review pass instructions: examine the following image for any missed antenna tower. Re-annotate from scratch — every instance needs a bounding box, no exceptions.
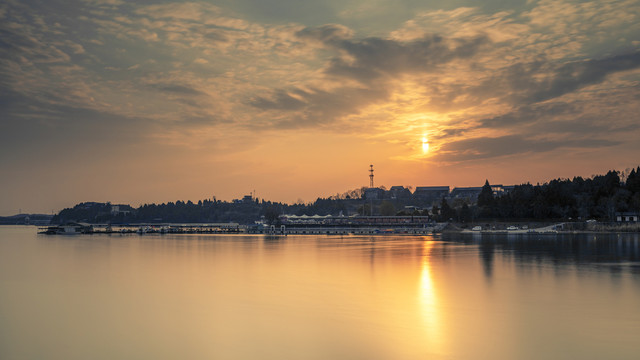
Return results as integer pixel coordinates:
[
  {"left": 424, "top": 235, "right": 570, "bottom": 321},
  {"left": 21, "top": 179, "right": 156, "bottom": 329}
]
[{"left": 369, "top": 164, "right": 374, "bottom": 188}]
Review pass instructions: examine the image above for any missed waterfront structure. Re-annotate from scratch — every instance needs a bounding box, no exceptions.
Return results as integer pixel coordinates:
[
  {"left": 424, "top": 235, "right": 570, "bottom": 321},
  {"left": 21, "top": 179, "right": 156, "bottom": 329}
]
[
  {"left": 40, "top": 222, "right": 93, "bottom": 234},
  {"left": 279, "top": 214, "right": 431, "bottom": 227},
  {"left": 615, "top": 212, "right": 639, "bottom": 222}
]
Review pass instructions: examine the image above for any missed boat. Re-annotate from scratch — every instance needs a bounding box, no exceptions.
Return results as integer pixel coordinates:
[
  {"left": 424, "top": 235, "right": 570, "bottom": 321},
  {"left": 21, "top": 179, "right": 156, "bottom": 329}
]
[{"left": 39, "top": 222, "right": 93, "bottom": 235}]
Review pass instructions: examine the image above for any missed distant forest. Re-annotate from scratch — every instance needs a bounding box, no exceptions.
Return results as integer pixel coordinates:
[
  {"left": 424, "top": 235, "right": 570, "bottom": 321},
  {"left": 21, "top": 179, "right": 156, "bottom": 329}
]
[
  {"left": 50, "top": 166, "right": 640, "bottom": 225},
  {"left": 465, "top": 168, "right": 640, "bottom": 221}
]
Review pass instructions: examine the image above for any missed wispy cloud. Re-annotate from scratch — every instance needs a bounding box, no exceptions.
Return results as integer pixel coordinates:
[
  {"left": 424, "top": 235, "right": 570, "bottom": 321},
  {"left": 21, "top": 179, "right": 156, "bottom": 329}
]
[{"left": 436, "top": 134, "right": 621, "bottom": 163}]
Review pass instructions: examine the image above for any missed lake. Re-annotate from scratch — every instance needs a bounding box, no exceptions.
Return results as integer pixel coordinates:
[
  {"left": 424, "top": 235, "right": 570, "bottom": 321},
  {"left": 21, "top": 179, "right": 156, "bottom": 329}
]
[{"left": 1, "top": 226, "right": 639, "bottom": 359}]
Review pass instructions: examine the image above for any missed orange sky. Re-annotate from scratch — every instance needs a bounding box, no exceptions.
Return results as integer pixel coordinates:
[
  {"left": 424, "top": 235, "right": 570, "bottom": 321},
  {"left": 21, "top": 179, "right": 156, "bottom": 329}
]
[{"left": 1, "top": 0, "right": 639, "bottom": 214}]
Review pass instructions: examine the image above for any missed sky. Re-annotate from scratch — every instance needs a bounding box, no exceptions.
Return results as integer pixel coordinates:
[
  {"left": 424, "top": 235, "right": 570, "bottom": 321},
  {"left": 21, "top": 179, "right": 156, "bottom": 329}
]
[{"left": 1, "top": 0, "right": 639, "bottom": 215}]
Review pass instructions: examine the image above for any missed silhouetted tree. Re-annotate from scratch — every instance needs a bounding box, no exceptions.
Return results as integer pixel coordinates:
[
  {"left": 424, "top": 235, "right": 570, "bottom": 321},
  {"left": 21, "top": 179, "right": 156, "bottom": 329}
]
[
  {"left": 439, "top": 197, "right": 455, "bottom": 221},
  {"left": 379, "top": 201, "right": 396, "bottom": 216},
  {"left": 263, "top": 206, "right": 281, "bottom": 225},
  {"left": 478, "top": 180, "right": 494, "bottom": 207},
  {"left": 459, "top": 203, "right": 472, "bottom": 222}
]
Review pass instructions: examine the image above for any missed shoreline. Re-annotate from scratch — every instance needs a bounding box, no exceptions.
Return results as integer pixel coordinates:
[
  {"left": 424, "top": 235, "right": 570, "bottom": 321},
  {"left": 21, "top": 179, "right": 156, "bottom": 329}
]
[{"left": 28, "top": 221, "right": 640, "bottom": 236}]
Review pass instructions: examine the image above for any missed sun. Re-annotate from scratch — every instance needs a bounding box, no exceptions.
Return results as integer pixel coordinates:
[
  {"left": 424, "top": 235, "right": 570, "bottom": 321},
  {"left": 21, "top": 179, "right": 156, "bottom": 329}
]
[{"left": 421, "top": 136, "right": 429, "bottom": 153}]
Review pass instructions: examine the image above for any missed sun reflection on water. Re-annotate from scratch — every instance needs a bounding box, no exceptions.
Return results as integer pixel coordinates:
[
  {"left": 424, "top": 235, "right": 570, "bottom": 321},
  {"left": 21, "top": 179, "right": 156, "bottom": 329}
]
[{"left": 418, "top": 240, "right": 445, "bottom": 354}]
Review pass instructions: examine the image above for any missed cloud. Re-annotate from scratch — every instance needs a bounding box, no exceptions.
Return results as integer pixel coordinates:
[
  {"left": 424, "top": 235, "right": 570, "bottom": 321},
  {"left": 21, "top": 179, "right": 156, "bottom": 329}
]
[
  {"left": 435, "top": 134, "right": 621, "bottom": 163},
  {"left": 249, "top": 89, "right": 307, "bottom": 110},
  {"left": 0, "top": 20, "right": 71, "bottom": 64},
  {"left": 296, "top": 23, "right": 353, "bottom": 43},
  {"left": 133, "top": 2, "right": 220, "bottom": 21},
  {"left": 2, "top": 0, "right": 640, "bottom": 167},
  {"left": 297, "top": 25, "right": 489, "bottom": 82},
  {"left": 247, "top": 25, "right": 489, "bottom": 128},
  {"left": 526, "top": 51, "right": 640, "bottom": 103},
  {"left": 434, "top": 80, "right": 640, "bottom": 136},
  {"left": 0, "top": 87, "right": 153, "bottom": 165},
  {"left": 148, "top": 83, "right": 206, "bottom": 96},
  {"left": 249, "top": 86, "right": 389, "bottom": 128},
  {"left": 474, "top": 51, "right": 640, "bottom": 106},
  {"left": 249, "top": 2, "right": 640, "bottom": 135}
]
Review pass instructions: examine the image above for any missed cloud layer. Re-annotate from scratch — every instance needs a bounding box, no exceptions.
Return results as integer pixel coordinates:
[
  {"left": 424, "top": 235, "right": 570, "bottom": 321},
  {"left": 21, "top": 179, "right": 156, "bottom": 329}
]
[{"left": 1, "top": 0, "right": 639, "bottom": 213}]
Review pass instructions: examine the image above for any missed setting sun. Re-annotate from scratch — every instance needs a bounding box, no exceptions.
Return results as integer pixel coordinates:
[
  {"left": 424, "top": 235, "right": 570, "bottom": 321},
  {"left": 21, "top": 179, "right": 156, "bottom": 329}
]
[{"left": 422, "top": 136, "right": 430, "bottom": 153}]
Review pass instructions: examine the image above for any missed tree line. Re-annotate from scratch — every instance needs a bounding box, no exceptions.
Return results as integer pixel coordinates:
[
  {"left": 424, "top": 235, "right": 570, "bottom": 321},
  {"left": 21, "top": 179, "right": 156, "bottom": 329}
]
[
  {"left": 51, "top": 166, "right": 640, "bottom": 224},
  {"left": 434, "top": 167, "right": 640, "bottom": 222}
]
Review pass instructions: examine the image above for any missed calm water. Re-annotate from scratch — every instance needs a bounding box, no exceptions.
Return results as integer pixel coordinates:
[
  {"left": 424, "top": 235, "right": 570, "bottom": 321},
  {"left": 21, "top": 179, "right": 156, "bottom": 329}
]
[{"left": 1, "top": 226, "right": 639, "bottom": 359}]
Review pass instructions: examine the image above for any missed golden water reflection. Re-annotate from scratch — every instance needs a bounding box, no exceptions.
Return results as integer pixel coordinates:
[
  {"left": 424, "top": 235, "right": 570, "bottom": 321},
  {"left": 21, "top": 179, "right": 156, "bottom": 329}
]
[
  {"left": 418, "top": 240, "right": 445, "bottom": 355},
  {"left": 1, "top": 229, "right": 640, "bottom": 359}
]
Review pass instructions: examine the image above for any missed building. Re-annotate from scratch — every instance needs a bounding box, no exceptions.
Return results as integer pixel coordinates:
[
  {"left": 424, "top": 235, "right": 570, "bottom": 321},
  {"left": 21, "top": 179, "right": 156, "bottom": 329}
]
[
  {"left": 450, "top": 187, "right": 483, "bottom": 202},
  {"left": 79, "top": 202, "right": 104, "bottom": 209},
  {"left": 242, "top": 194, "right": 254, "bottom": 204},
  {"left": 616, "top": 212, "right": 639, "bottom": 222},
  {"left": 387, "top": 186, "right": 412, "bottom": 200},
  {"left": 413, "top": 186, "right": 450, "bottom": 204},
  {"left": 232, "top": 194, "right": 254, "bottom": 204},
  {"left": 490, "top": 184, "right": 516, "bottom": 196},
  {"left": 491, "top": 184, "right": 505, "bottom": 196},
  {"left": 110, "top": 204, "right": 132, "bottom": 216},
  {"left": 364, "top": 187, "right": 386, "bottom": 200}
]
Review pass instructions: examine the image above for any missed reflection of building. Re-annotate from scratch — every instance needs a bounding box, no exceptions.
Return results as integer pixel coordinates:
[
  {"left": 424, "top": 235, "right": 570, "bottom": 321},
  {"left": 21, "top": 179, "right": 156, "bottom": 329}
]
[{"left": 616, "top": 212, "right": 639, "bottom": 222}]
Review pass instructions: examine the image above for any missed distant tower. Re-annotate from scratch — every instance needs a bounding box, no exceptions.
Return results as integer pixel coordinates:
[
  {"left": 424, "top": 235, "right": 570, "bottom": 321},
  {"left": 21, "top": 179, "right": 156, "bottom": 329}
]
[{"left": 369, "top": 164, "right": 374, "bottom": 188}]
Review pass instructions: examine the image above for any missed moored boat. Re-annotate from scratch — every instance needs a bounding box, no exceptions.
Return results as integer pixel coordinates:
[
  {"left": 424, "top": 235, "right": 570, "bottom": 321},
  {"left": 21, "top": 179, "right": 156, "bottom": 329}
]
[{"left": 39, "top": 222, "right": 93, "bottom": 235}]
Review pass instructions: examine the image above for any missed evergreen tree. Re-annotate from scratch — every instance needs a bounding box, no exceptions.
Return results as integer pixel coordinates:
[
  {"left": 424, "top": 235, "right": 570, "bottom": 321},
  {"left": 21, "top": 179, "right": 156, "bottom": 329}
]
[
  {"left": 478, "top": 180, "right": 494, "bottom": 207},
  {"left": 627, "top": 167, "right": 640, "bottom": 193},
  {"left": 439, "top": 197, "right": 455, "bottom": 221}
]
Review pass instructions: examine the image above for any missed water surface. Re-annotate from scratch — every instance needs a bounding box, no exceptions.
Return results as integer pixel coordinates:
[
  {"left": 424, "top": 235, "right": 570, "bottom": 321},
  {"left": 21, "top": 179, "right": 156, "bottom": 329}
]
[{"left": 1, "top": 226, "right": 639, "bottom": 359}]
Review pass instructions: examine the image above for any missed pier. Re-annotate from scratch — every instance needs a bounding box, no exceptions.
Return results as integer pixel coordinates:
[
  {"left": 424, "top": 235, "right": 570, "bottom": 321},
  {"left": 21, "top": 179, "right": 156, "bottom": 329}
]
[{"left": 40, "top": 222, "right": 444, "bottom": 236}]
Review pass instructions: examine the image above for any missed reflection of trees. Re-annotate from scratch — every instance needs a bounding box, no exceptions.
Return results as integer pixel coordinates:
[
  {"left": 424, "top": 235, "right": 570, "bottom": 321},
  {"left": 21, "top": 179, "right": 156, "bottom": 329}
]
[
  {"left": 479, "top": 241, "right": 495, "bottom": 280},
  {"left": 444, "top": 233, "right": 640, "bottom": 275}
]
